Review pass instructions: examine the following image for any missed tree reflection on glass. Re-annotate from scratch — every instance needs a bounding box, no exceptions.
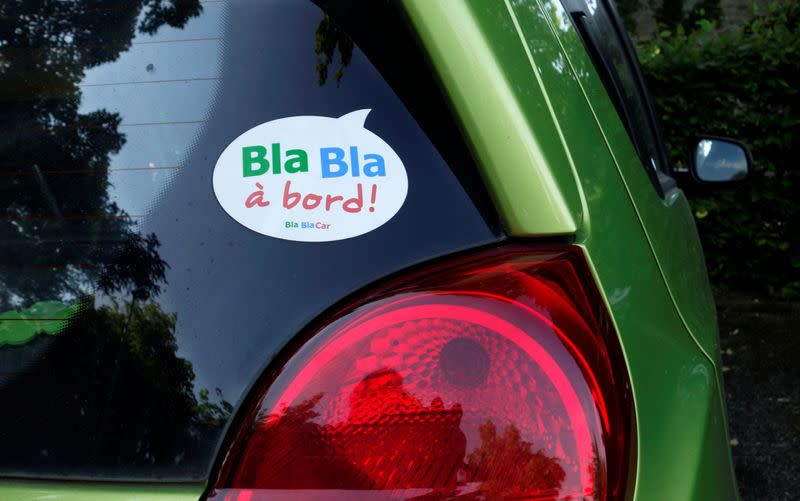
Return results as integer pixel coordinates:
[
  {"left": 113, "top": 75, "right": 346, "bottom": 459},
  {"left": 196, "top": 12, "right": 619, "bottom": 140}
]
[
  {"left": 0, "top": 0, "right": 235, "bottom": 474},
  {"left": 314, "top": 14, "right": 353, "bottom": 86},
  {"left": 0, "top": 296, "right": 234, "bottom": 469},
  {"left": 465, "top": 421, "right": 566, "bottom": 498},
  {"left": 0, "top": 0, "right": 201, "bottom": 309},
  {"left": 233, "top": 367, "right": 567, "bottom": 499},
  {"left": 236, "top": 368, "right": 467, "bottom": 490}
]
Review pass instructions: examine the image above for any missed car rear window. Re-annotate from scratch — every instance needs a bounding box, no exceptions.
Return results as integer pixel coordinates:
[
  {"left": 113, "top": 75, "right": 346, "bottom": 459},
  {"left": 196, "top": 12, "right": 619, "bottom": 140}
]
[{"left": 0, "top": 0, "right": 501, "bottom": 480}]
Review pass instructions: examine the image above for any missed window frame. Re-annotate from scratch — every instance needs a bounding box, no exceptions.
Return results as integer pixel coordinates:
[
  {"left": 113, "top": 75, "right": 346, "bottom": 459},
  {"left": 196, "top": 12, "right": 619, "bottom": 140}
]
[{"left": 562, "top": 0, "right": 677, "bottom": 196}]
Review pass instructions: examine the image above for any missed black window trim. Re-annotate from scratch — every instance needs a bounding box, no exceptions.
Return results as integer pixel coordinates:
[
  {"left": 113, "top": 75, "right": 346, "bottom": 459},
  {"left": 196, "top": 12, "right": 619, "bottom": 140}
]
[{"left": 563, "top": 0, "right": 677, "bottom": 196}]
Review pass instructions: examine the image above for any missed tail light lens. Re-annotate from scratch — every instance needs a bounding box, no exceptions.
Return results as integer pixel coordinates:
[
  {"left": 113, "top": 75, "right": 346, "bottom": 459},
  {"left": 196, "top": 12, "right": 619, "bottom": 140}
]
[{"left": 209, "top": 247, "right": 632, "bottom": 500}]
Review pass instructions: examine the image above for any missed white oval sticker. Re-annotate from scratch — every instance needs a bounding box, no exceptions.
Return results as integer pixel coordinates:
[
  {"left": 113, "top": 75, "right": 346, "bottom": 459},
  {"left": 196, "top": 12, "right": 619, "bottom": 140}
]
[{"left": 212, "top": 109, "right": 408, "bottom": 242}]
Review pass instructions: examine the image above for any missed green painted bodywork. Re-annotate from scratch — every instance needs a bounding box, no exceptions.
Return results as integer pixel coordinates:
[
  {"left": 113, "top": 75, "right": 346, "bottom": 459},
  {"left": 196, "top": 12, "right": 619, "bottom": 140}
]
[
  {"left": 2, "top": 1, "right": 737, "bottom": 499},
  {"left": 402, "top": 0, "right": 738, "bottom": 499},
  {"left": 389, "top": 0, "right": 583, "bottom": 236},
  {"left": 0, "top": 480, "right": 204, "bottom": 501}
]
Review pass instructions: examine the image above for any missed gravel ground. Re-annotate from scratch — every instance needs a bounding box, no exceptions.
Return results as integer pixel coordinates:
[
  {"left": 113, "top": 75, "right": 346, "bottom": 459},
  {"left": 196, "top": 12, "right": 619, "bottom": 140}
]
[{"left": 718, "top": 297, "right": 800, "bottom": 501}]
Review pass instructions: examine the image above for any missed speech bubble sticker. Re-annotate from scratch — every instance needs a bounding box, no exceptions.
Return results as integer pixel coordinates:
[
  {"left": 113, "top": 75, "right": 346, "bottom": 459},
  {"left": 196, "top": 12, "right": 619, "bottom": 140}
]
[{"left": 212, "top": 110, "right": 408, "bottom": 242}]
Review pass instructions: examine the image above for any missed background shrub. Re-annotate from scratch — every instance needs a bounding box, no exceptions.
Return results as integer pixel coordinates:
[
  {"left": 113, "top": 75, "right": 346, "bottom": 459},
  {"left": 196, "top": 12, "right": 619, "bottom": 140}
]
[{"left": 638, "top": 1, "right": 799, "bottom": 296}]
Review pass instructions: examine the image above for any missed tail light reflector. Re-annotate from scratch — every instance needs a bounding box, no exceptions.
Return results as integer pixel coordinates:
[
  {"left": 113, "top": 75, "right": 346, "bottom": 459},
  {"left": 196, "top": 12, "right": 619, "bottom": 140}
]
[{"left": 209, "top": 247, "right": 632, "bottom": 500}]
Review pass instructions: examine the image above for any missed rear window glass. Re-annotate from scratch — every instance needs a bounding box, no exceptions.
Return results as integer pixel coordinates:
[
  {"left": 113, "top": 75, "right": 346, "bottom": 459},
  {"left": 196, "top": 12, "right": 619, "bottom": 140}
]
[{"left": 0, "top": 0, "right": 500, "bottom": 480}]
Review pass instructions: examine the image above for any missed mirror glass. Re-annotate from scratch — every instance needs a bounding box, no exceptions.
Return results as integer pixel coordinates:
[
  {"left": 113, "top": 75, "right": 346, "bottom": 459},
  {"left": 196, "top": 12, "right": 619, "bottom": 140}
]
[{"left": 694, "top": 138, "right": 749, "bottom": 182}]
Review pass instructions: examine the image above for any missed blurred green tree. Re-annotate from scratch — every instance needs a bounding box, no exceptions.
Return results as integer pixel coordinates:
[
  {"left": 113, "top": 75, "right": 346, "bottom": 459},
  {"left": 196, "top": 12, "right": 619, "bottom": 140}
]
[{"left": 640, "top": 1, "right": 800, "bottom": 296}]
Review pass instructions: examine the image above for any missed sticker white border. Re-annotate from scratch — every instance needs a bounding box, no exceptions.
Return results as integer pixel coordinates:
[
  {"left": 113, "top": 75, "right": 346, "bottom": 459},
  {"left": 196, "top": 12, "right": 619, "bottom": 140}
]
[{"left": 212, "top": 110, "right": 408, "bottom": 242}]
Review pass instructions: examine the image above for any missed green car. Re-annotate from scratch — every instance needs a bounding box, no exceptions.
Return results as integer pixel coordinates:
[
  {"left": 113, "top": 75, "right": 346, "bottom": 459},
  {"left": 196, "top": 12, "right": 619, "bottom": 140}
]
[{"left": 0, "top": 0, "right": 749, "bottom": 500}]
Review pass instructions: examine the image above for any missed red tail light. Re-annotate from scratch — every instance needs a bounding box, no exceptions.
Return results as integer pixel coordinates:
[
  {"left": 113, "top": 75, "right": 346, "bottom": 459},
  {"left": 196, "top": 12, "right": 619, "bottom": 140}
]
[{"left": 209, "top": 247, "right": 632, "bottom": 500}]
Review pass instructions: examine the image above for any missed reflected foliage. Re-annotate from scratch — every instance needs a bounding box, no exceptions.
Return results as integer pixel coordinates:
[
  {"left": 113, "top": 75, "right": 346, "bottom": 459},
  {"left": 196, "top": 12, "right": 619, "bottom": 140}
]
[
  {"left": 234, "top": 368, "right": 566, "bottom": 498},
  {"left": 238, "top": 368, "right": 466, "bottom": 489},
  {"left": 96, "top": 232, "right": 168, "bottom": 301},
  {"left": 0, "top": 298, "right": 231, "bottom": 469},
  {"left": 139, "top": 0, "right": 203, "bottom": 35},
  {"left": 196, "top": 387, "right": 236, "bottom": 428},
  {"left": 615, "top": 0, "right": 643, "bottom": 32},
  {"left": 241, "top": 393, "right": 367, "bottom": 488},
  {"left": 0, "top": 0, "right": 201, "bottom": 309},
  {"left": 0, "top": 0, "right": 237, "bottom": 475},
  {"left": 314, "top": 14, "right": 353, "bottom": 86},
  {"left": 465, "top": 421, "right": 565, "bottom": 498}
]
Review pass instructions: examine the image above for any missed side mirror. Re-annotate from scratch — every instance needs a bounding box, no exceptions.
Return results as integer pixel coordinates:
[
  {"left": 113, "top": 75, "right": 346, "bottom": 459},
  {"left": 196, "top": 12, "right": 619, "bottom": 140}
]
[{"left": 690, "top": 137, "right": 751, "bottom": 184}]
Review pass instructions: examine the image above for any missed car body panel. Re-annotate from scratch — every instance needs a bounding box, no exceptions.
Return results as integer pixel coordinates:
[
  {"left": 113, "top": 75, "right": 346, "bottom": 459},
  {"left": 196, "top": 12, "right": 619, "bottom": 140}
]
[
  {"left": 1, "top": 0, "right": 738, "bottom": 498},
  {"left": 0, "top": 480, "right": 203, "bottom": 501},
  {"left": 402, "top": 0, "right": 738, "bottom": 498},
  {"left": 530, "top": 0, "right": 722, "bottom": 362},
  {"left": 391, "top": 0, "right": 583, "bottom": 236}
]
